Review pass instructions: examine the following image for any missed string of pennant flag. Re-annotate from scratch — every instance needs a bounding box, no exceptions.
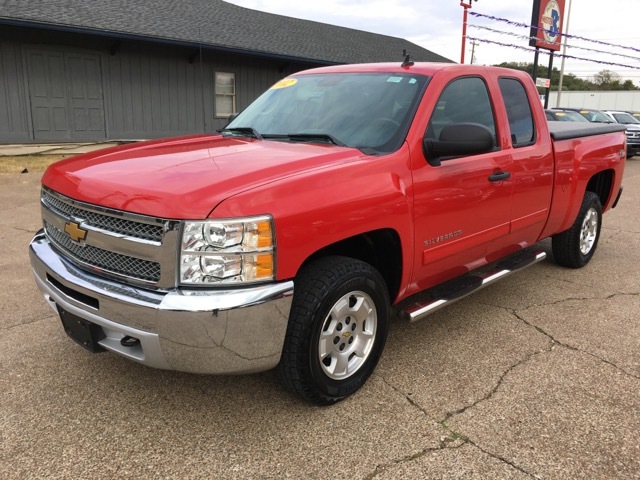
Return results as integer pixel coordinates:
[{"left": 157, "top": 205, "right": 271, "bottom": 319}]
[
  {"left": 465, "top": 36, "right": 640, "bottom": 71},
  {"left": 466, "top": 11, "right": 640, "bottom": 71},
  {"left": 469, "top": 24, "right": 640, "bottom": 62}
]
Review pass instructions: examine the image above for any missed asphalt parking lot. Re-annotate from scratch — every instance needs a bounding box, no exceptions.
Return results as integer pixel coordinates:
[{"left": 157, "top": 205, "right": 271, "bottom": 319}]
[{"left": 1, "top": 159, "right": 639, "bottom": 479}]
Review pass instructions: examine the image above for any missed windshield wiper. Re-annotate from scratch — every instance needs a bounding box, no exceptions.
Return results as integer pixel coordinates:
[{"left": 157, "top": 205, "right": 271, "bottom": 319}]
[
  {"left": 217, "top": 127, "right": 263, "bottom": 140},
  {"left": 284, "top": 133, "right": 346, "bottom": 147}
]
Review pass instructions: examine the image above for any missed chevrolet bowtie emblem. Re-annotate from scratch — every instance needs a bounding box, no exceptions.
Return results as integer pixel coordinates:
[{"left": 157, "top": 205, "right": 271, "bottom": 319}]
[{"left": 64, "top": 221, "right": 88, "bottom": 242}]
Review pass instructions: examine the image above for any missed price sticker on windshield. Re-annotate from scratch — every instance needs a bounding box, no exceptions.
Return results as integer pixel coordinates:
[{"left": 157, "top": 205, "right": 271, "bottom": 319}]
[{"left": 271, "top": 78, "right": 298, "bottom": 89}]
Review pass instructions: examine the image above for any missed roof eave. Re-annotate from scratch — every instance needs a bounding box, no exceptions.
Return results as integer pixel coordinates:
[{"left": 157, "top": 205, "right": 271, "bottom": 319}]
[{"left": 0, "top": 17, "right": 341, "bottom": 66}]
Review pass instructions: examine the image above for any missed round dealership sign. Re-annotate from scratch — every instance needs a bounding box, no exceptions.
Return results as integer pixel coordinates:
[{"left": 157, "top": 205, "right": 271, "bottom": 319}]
[{"left": 541, "top": 0, "right": 561, "bottom": 43}]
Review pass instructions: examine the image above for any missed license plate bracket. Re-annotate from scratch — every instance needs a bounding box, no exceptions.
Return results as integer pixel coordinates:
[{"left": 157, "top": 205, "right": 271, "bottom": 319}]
[{"left": 58, "top": 307, "right": 106, "bottom": 353}]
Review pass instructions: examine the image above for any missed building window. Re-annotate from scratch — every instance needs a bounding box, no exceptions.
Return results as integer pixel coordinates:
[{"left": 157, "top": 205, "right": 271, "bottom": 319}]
[{"left": 215, "top": 72, "right": 236, "bottom": 118}]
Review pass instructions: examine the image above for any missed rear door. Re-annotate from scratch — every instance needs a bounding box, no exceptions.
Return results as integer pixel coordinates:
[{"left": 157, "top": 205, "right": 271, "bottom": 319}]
[
  {"left": 410, "top": 75, "right": 514, "bottom": 291},
  {"left": 497, "top": 76, "right": 553, "bottom": 246}
]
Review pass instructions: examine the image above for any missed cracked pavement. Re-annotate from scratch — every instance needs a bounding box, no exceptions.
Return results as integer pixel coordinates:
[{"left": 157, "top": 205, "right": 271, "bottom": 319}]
[{"left": 1, "top": 160, "right": 639, "bottom": 479}]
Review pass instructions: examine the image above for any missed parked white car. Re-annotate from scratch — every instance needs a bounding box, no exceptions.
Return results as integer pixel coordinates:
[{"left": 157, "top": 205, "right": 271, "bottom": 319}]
[{"left": 602, "top": 110, "right": 640, "bottom": 158}]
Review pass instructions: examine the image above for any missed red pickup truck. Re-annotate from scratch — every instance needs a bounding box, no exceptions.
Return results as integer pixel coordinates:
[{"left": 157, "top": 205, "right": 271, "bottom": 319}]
[{"left": 30, "top": 62, "right": 626, "bottom": 404}]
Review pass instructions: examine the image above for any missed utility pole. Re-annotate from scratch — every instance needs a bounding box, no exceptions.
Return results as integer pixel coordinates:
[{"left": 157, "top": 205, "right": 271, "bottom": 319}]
[
  {"left": 460, "top": 0, "right": 477, "bottom": 64},
  {"left": 556, "top": 0, "right": 573, "bottom": 107},
  {"left": 470, "top": 40, "right": 478, "bottom": 64}
]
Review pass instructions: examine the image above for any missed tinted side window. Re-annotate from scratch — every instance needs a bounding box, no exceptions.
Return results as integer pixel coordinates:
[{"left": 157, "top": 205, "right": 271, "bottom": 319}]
[
  {"left": 426, "top": 77, "right": 497, "bottom": 146},
  {"left": 499, "top": 78, "right": 535, "bottom": 146}
]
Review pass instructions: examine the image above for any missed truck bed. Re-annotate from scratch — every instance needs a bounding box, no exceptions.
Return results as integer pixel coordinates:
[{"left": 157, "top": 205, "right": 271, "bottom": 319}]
[{"left": 548, "top": 121, "right": 626, "bottom": 141}]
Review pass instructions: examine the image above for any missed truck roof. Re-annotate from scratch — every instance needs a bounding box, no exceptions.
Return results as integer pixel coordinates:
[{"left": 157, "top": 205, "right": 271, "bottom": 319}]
[{"left": 294, "top": 62, "right": 528, "bottom": 79}]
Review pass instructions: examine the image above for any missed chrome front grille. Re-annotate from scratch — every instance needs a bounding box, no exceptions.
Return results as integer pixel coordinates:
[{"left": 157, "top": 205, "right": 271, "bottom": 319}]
[
  {"left": 40, "top": 187, "right": 180, "bottom": 288},
  {"left": 45, "top": 221, "right": 161, "bottom": 282},
  {"left": 42, "top": 188, "right": 164, "bottom": 242}
]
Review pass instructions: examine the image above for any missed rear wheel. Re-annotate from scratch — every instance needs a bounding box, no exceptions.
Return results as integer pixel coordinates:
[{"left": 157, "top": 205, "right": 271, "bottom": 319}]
[
  {"left": 552, "top": 191, "right": 602, "bottom": 268},
  {"left": 278, "top": 256, "right": 390, "bottom": 405}
]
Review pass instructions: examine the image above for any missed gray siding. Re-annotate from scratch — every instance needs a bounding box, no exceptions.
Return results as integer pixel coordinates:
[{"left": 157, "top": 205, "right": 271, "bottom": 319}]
[
  {"left": 235, "top": 59, "right": 294, "bottom": 112},
  {"left": 0, "top": 39, "right": 30, "bottom": 142},
  {"left": 105, "top": 45, "right": 299, "bottom": 138},
  {"left": 0, "top": 27, "right": 311, "bottom": 143},
  {"left": 106, "top": 45, "right": 207, "bottom": 138}
]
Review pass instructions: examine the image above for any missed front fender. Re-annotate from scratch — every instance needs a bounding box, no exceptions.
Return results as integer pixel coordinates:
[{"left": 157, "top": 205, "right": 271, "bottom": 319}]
[{"left": 211, "top": 145, "right": 415, "bottom": 295}]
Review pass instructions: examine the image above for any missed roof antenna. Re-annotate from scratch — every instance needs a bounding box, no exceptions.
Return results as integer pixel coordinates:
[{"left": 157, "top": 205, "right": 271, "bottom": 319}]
[{"left": 401, "top": 51, "right": 414, "bottom": 68}]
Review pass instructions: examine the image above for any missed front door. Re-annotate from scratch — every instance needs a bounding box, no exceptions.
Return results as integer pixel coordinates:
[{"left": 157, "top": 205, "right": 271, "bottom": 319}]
[
  {"left": 26, "top": 48, "right": 106, "bottom": 141},
  {"left": 26, "top": 49, "right": 70, "bottom": 141},
  {"left": 410, "top": 76, "right": 513, "bottom": 292}
]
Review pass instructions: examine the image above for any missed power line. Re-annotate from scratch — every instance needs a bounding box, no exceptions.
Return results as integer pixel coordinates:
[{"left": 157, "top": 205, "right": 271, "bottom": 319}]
[
  {"left": 464, "top": 10, "right": 640, "bottom": 78},
  {"left": 465, "top": 36, "right": 640, "bottom": 71},
  {"left": 469, "top": 11, "right": 640, "bottom": 54},
  {"left": 468, "top": 24, "right": 640, "bottom": 62}
]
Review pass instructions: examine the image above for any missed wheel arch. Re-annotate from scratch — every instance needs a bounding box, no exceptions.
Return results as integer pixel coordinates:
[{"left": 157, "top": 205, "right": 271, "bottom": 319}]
[
  {"left": 586, "top": 169, "right": 614, "bottom": 209},
  {"left": 299, "top": 228, "right": 403, "bottom": 303}
]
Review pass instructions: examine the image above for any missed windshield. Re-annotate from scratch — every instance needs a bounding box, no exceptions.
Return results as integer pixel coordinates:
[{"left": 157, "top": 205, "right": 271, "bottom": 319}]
[
  {"left": 578, "top": 110, "right": 613, "bottom": 123},
  {"left": 225, "top": 72, "right": 429, "bottom": 154},
  {"left": 551, "top": 111, "right": 589, "bottom": 122},
  {"left": 613, "top": 113, "right": 640, "bottom": 124}
]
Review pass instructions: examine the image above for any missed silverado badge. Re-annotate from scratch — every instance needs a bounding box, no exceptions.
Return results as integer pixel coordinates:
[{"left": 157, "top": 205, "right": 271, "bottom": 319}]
[{"left": 64, "top": 221, "right": 88, "bottom": 242}]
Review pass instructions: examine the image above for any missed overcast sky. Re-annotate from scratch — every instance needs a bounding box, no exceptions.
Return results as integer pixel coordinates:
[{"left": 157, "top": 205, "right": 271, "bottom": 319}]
[{"left": 224, "top": 0, "right": 640, "bottom": 85}]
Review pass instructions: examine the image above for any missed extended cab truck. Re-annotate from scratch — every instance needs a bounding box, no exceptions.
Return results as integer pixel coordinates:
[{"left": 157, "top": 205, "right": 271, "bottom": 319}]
[{"left": 29, "top": 63, "right": 627, "bottom": 405}]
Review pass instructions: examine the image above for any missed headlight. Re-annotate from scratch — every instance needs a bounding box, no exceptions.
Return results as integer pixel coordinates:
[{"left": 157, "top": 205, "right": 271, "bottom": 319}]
[{"left": 180, "top": 215, "right": 275, "bottom": 285}]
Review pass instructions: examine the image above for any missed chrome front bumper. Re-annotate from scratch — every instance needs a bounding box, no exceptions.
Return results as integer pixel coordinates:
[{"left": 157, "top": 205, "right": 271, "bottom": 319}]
[{"left": 29, "top": 230, "right": 294, "bottom": 374}]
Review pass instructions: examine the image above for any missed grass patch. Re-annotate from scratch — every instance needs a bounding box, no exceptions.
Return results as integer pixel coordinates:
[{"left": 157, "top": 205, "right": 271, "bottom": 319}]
[{"left": 0, "top": 154, "right": 73, "bottom": 174}]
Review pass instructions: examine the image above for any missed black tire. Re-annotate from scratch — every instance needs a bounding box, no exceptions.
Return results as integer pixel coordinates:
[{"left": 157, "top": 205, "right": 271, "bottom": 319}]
[
  {"left": 278, "top": 256, "right": 390, "bottom": 405},
  {"left": 552, "top": 191, "right": 602, "bottom": 268}
]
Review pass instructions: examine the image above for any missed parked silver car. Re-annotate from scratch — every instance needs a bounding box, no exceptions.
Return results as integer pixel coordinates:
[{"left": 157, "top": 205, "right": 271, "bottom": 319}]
[
  {"left": 561, "top": 108, "right": 638, "bottom": 158},
  {"left": 602, "top": 110, "right": 640, "bottom": 158}
]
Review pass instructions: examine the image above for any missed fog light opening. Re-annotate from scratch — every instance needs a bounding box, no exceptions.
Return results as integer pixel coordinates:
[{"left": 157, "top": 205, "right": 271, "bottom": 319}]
[{"left": 120, "top": 335, "right": 141, "bottom": 348}]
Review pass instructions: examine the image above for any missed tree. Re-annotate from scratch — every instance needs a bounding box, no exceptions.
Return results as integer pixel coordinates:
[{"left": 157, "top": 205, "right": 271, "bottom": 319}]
[
  {"left": 494, "top": 63, "right": 638, "bottom": 91},
  {"left": 592, "top": 70, "right": 621, "bottom": 87}
]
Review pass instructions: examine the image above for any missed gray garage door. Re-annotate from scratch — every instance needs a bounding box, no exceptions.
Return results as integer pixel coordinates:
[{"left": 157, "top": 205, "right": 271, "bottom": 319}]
[{"left": 26, "top": 49, "right": 106, "bottom": 141}]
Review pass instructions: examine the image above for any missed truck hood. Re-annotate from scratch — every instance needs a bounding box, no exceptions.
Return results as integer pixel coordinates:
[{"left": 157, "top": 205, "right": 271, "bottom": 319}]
[{"left": 42, "top": 135, "right": 364, "bottom": 219}]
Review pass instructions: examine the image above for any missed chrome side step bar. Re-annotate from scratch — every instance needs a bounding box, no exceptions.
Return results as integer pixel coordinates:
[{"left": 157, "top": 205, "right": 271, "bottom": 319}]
[{"left": 399, "top": 250, "right": 547, "bottom": 323}]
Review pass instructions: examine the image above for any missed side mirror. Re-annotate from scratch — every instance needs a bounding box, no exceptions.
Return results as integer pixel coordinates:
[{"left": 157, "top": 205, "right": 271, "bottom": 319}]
[
  {"left": 424, "top": 123, "right": 495, "bottom": 167},
  {"left": 224, "top": 112, "right": 239, "bottom": 127}
]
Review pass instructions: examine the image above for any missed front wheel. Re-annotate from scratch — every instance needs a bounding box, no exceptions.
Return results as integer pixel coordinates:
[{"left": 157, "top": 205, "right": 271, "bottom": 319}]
[
  {"left": 278, "top": 256, "right": 390, "bottom": 405},
  {"left": 552, "top": 191, "right": 603, "bottom": 268}
]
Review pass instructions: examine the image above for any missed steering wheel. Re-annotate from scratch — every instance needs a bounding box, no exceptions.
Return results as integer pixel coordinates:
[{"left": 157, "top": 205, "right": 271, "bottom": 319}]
[{"left": 371, "top": 117, "right": 401, "bottom": 130}]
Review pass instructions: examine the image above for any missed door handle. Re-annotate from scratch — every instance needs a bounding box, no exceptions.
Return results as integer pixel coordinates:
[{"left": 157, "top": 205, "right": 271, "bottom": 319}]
[{"left": 488, "top": 171, "right": 511, "bottom": 182}]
